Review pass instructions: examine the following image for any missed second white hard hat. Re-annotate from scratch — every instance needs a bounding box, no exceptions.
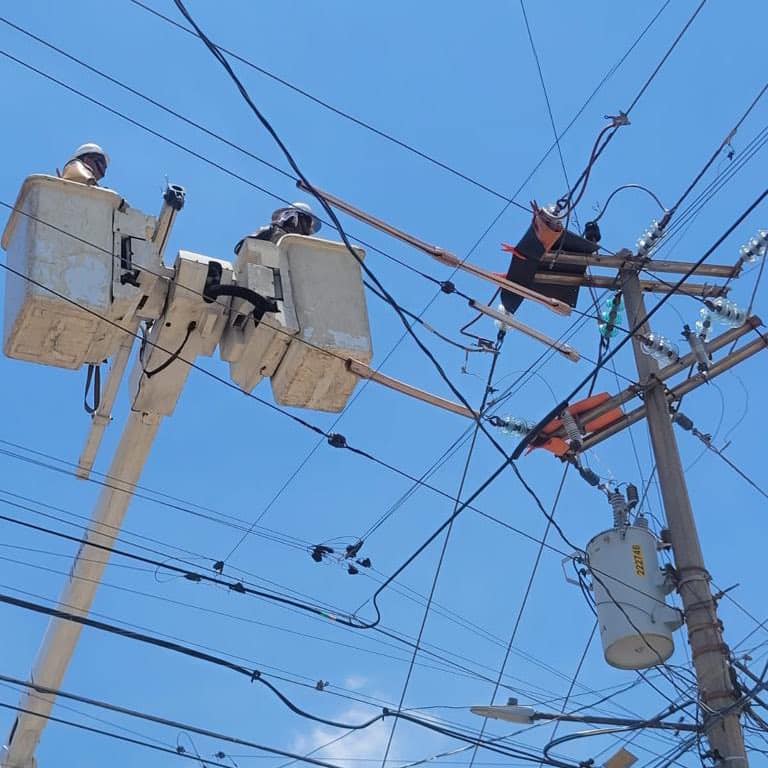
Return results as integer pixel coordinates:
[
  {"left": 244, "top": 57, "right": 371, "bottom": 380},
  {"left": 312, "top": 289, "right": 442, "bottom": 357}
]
[
  {"left": 70, "top": 143, "right": 110, "bottom": 165},
  {"left": 272, "top": 201, "right": 321, "bottom": 233}
]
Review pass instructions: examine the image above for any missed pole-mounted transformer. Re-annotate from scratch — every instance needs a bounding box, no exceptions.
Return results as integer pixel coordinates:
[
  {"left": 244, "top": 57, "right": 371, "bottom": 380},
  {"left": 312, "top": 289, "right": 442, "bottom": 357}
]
[{"left": 582, "top": 488, "right": 683, "bottom": 670}]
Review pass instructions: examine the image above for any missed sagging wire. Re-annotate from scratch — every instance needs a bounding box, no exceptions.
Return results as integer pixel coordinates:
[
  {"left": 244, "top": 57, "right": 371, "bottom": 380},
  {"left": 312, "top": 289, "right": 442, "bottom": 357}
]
[{"left": 590, "top": 184, "right": 666, "bottom": 224}]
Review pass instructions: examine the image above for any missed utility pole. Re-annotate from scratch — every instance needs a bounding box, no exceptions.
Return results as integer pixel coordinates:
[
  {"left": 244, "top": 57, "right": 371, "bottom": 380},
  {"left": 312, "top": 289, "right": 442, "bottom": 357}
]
[{"left": 621, "top": 259, "right": 748, "bottom": 767}]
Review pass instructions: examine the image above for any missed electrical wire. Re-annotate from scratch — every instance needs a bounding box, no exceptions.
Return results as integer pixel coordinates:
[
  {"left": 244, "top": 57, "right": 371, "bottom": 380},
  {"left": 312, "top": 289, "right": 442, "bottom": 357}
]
[
  {"left": 0, "top": 498, "right": 610, "bottom": 706},
  {"left": 591, "top": 184, "right": 666, "bottom": 224}
]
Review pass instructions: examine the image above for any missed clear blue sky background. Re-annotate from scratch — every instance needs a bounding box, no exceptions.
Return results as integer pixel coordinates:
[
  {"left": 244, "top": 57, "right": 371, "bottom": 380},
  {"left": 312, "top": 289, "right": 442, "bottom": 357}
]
[{"left": 1, "top": 1, "right": 767, "bottom": 766}]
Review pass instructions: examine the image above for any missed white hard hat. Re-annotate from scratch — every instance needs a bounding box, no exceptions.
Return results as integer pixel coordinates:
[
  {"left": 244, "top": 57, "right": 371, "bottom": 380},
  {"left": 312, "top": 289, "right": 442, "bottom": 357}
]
[
  {"left": 272, "top": 201, "right": 321, "bottom": 233},
  {"left": 70, "top": 143, "right": 110, "bottom": 165}
]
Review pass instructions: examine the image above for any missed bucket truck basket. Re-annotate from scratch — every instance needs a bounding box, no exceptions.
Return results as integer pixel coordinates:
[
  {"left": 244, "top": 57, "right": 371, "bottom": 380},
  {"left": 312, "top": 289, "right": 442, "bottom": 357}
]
[
  {"left": 221, "top": 234, "right": 373, "bottom": 413},
  {"left": 1, "top": 175, "right": 163, "bottom": 369}
]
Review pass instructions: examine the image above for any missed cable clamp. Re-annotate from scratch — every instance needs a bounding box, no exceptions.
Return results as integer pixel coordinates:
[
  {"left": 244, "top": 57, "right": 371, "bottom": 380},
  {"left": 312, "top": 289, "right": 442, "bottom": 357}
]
[
  {"left": 250, "top": 670, "right": 262, "bottom": 682},
  {"left": 440, "top": 280, "right": 455, "bottom": 294},
  {"left": 327, "top": 433, "right": 347, "bottom": 449},
  {"left": 605, "top": 110, "right": 630, "bottom": 127},
  {"left": 229, "top": 581, "right": 246, "bottom": 594}
]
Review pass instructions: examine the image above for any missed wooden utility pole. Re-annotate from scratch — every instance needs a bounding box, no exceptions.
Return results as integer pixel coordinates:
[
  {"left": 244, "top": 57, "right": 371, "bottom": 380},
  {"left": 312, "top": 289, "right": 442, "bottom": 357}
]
[{"left": 621, "top": 260, "right": 748, "bottom": 767}]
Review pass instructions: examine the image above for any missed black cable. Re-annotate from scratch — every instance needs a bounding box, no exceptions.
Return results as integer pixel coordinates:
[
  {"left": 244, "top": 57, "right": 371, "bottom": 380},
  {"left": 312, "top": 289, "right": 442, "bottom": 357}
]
[
  {"left": 513, "top": 186, "right": 768, "bottom": 459},
  {"left": 142, "top": 320, "right": 197, "bottom": 377},
  {"left": 0, "top": 701, "right": 260, "bottom": 768},
  {"left": 0, "top": 669, "right": 575, "bottom": 768},
  {"left": 591, "top": 184, "right": 666, "bottom": 223},
  {"left": 0, "top": 510, "right": 364, "bottom": 625},
  {"left": 0, "top": 548, "right": 512, "bottom": 698},
  {"left": 0, "top": 500, "right": 592, "bottom": 704}
]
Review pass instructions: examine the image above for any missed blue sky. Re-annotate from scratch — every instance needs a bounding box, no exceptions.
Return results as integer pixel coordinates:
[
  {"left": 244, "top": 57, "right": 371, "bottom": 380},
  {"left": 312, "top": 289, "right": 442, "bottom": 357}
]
[{"left": 1, "top": 1, "right": 768, "bottom": 766}]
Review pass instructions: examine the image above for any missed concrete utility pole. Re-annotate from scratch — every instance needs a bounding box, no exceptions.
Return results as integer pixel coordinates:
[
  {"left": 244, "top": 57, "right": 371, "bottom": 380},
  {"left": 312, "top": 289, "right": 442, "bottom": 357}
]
[{"left": 621, "top": 260, "right": 748, "bottom": 767}]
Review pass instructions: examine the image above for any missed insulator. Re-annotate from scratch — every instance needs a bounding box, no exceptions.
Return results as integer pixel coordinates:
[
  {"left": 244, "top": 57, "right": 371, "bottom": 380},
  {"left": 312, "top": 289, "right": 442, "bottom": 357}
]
[
  {"left": 640, "top": 333, "right": 679, "bottom": 365},
  {"left": 626, "top": 483, "right": 639, "bottom": 510},
  {"left": 634, "top": 514, "right": 649, "bottom": 529},
  {"left": 636, "top": 219, "right": 665, "bottom": 257},
  {"left": 695, "top": 309, "right": 714, "bottom": 341},
  {"left": 598, "top": 295, "right": 624, "bottom": 339},
  {"left": 561, "top": 410, "right": 583, "bottom": 447},
  {"left": 682, "top": 324, "right": 710, "bottom": 372},
  {"left": 705, "top": 297, "right": 746, "bottom": 328},
  {"left": 608, "top": 490, "right": 628, "bottom": 528},
  {"left": 497, "top": 415, "right": 533, "bottom": 437},
  {"left": 493, "top": 303, "right": 513, "bottom": 333},
  {"left": 738, "top": 228, "right": 768, "bottom": 264}
]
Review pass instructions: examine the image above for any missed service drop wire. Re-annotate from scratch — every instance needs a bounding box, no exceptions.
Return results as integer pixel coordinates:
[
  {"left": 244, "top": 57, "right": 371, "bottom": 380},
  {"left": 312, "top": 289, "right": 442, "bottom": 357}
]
[{"left": 512, "top": 186, "right": 768, "bottom": 460}]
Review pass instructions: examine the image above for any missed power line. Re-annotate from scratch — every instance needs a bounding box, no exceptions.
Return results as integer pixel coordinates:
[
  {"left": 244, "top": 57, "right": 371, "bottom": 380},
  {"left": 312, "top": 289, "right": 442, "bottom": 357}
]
[
  {"left": 0, "top": 464, "right": 619, "bottom": 706},
  {"left": 0, "top": 499, "right": 604, "bottom": 706}
]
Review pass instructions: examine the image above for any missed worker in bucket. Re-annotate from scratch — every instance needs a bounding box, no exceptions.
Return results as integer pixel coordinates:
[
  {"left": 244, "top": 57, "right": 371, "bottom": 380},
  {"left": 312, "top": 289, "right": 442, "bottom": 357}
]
[
  {"left": 234, "top": 201, "right": 322, "bottom": 254},
  {"left": 58, "top": 143, "right": 109, "bottom": 186}
]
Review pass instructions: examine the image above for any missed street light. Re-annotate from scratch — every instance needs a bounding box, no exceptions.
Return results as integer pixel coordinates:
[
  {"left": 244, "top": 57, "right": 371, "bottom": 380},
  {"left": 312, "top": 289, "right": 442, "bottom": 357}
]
[
  {"left": 470, "top": 702, "right": 535, "bottom": 724},
  {"left": 469, "top": 699, "right": 699, "bottom": 732}
]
